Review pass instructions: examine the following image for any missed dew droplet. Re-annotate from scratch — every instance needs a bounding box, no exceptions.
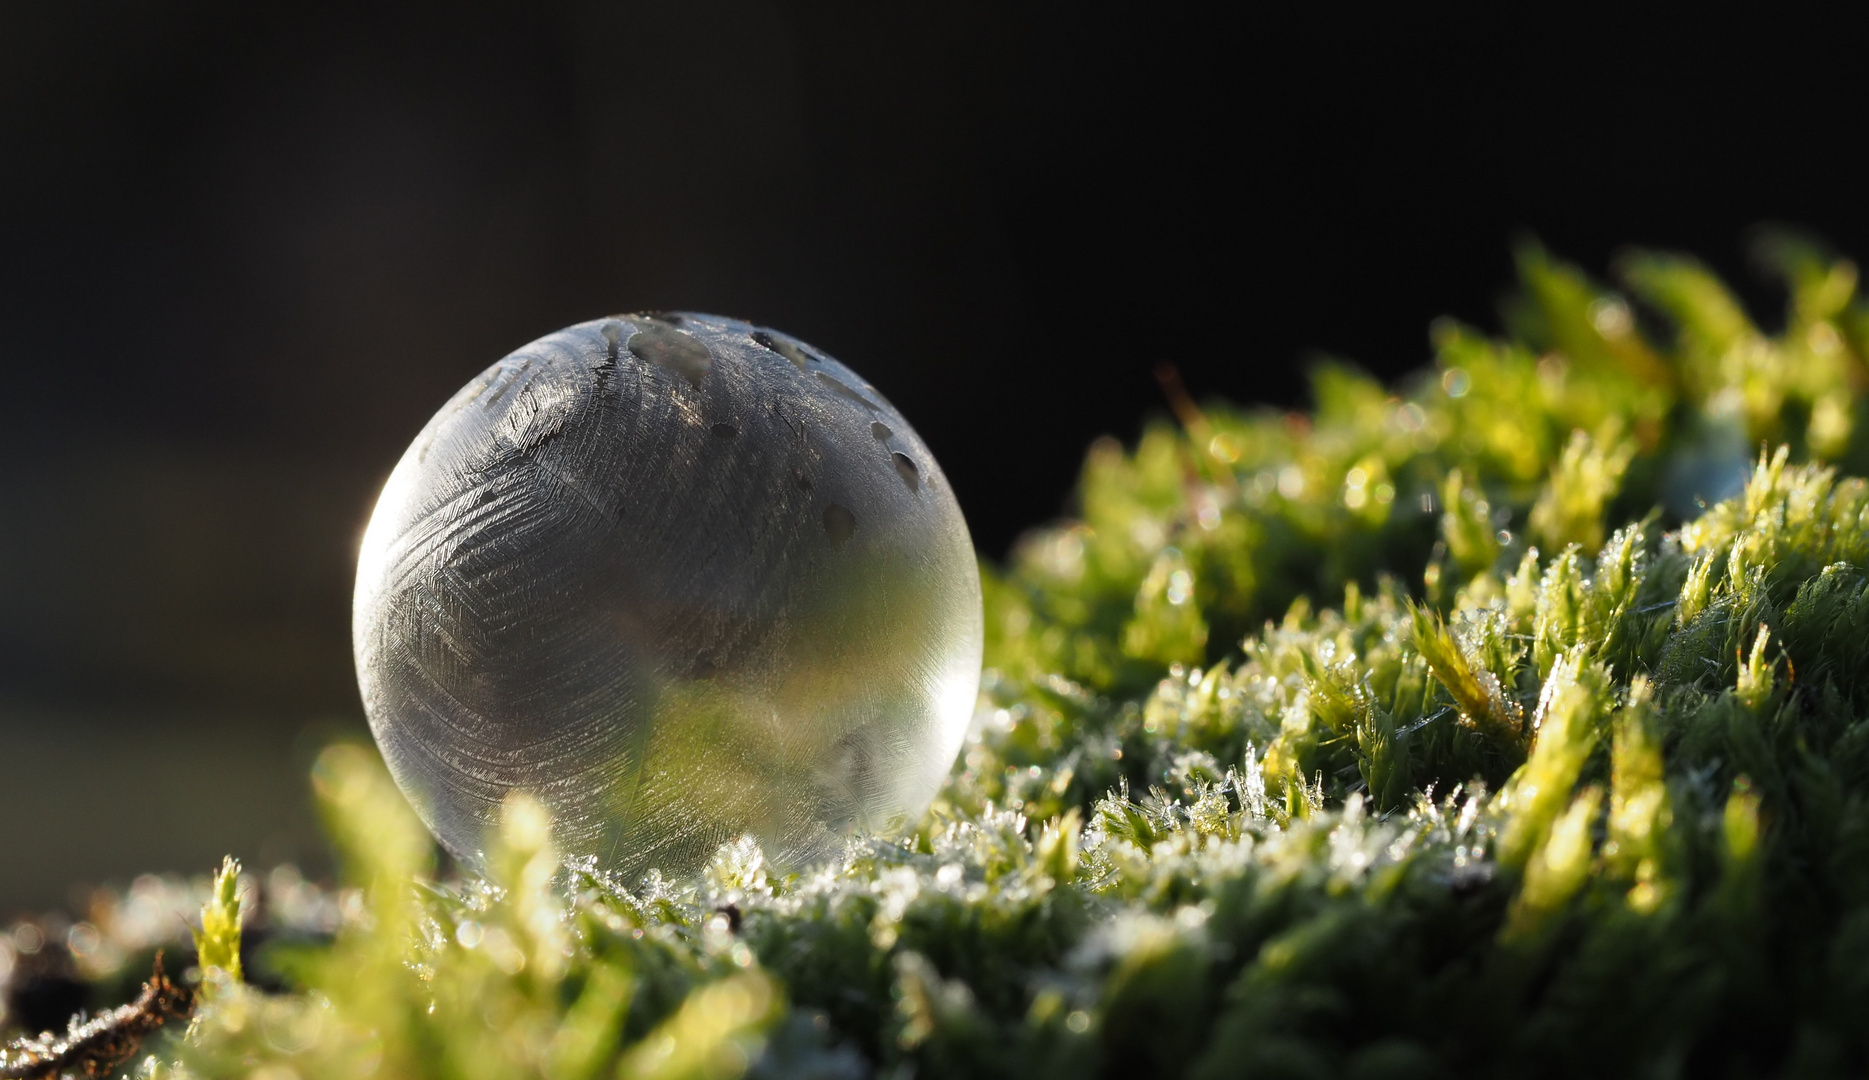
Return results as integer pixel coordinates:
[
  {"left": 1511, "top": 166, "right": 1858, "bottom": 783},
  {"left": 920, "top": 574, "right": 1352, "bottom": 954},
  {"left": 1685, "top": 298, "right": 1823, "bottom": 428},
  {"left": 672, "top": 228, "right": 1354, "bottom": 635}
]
[
  {"left": 871, "top": 421, "right": 892, "bottom": 440},
  {"left": 891, "top": 452, "right": 920, "bottom": 491},
  {"left": 628, "top": 319, "right": 712, "bottom": 388},
  {"left": 823, "top": 503, "right": 856, "bottom": 542}
]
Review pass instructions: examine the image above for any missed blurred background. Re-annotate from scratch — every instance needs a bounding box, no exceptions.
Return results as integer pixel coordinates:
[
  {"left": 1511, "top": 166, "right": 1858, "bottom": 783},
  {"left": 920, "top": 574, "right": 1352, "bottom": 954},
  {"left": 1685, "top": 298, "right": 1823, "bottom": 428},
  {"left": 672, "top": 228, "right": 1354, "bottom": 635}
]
[{"left": 1, "top": 3, "right": 1864, "bottom": 911}]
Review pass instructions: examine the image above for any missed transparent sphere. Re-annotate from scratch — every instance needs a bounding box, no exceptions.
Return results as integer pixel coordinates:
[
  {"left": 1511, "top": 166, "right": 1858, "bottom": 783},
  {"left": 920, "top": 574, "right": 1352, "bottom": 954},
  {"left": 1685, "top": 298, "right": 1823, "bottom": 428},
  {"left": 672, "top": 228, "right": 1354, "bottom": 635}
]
[{"left": 354, "top": 313, "right": 983, "bottom": 875}]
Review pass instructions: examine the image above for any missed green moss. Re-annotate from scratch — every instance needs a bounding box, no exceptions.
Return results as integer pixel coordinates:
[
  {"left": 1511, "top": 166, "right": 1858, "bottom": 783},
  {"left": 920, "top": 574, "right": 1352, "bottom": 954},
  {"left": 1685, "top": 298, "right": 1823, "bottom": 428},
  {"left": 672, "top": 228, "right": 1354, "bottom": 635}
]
[
  {"left": 191, "top": 857, "right": 243, "bottom": 990},
  {"left": 25, "top": 232, "right": 1869, "bottom": 1077}
]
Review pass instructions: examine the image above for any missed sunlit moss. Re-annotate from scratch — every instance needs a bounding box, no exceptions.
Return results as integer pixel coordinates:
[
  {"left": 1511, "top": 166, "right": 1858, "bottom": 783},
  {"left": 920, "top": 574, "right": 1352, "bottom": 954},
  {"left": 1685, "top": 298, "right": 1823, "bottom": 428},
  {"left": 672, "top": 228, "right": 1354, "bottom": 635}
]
[
  {"left": 74, "top": 235, "right": 1869, "bottom": 1076},
  {"left": 190, "top": 858, "right": 243, "bottom": 991}
]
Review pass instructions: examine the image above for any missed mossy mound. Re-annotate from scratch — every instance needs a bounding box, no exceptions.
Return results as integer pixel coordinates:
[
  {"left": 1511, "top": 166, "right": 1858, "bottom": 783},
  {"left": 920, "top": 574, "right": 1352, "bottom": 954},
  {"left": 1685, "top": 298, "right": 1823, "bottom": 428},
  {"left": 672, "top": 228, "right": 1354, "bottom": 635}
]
[{"left": 15, "top": 234, "right": 1869, "bottom": 1079}]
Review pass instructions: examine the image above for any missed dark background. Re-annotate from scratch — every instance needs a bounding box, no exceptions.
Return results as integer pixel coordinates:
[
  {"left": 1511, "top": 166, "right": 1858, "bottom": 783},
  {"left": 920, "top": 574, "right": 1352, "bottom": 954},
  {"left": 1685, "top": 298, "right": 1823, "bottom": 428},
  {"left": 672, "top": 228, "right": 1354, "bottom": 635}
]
[{"left": 2, "top": 3, "right": 1864, "bottom": 910}]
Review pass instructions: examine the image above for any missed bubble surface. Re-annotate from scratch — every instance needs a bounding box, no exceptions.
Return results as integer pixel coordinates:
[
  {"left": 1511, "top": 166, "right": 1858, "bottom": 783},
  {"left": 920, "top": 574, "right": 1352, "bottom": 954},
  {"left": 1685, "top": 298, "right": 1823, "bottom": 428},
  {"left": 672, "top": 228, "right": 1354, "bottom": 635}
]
[{"left": 354, "top": 314, "right": 983, "bottom": 875}]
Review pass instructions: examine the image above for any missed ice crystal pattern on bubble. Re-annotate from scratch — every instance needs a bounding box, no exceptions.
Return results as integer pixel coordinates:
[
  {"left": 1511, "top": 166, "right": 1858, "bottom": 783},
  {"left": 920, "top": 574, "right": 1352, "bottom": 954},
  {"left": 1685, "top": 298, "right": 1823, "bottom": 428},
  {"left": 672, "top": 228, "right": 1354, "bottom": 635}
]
[{"left": 353, "top": 314, "right": 984, "bottom": 876}]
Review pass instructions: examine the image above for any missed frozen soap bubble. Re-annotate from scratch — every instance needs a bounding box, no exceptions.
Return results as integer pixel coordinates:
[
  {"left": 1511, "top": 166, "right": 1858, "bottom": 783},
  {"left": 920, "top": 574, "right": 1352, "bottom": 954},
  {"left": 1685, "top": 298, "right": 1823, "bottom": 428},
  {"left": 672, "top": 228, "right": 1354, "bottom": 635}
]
[{"left": 354, "top": 313, "right": 983, "bottom": 875}]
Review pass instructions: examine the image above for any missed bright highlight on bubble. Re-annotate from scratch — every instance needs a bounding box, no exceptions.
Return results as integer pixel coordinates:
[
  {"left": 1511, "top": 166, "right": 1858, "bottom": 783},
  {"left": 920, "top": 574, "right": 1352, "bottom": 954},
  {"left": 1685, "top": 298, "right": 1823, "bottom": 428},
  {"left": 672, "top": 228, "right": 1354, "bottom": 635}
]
[{"left": 353, "top": 313, "right": 984, "bottom": 875}]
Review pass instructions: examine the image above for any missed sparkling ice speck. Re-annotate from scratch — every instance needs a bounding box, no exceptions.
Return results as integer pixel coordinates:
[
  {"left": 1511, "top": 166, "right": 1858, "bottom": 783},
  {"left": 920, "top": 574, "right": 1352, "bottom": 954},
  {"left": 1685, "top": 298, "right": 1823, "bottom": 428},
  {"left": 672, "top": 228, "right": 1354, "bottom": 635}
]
[{"left": 354, "top": 314, "right": 983, "bottom": 875}]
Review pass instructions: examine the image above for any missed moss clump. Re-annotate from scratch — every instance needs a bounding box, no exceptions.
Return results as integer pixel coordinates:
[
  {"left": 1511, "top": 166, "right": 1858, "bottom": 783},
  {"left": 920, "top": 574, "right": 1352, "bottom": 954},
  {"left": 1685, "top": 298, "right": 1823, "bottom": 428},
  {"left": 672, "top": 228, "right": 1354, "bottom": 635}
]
[{"left": 15, "top": 233, "right": 1869, "bottom": 1078}]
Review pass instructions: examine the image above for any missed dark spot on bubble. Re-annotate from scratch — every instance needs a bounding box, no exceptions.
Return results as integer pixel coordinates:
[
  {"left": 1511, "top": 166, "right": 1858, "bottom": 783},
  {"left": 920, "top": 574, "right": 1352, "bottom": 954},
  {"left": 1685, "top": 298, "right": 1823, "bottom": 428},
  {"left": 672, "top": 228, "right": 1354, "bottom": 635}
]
[
  {"left": 642, "top": 311, "right": 685, "bottom": 325},
  {"left": 823, "top": 503, "right": 856, "bottom": 543},
  {"left": 626, "top": 319, "right": 712, "bottom": 388},
  {"left": 715, "top": 903, "right": 743, "bottom": 933},
  {"left": 752, "top": 330, "right": 817, "bottom": 372},
  {"left": 711, "top": 422, "right": 738, "bottom": 438},
  {"left": 871, "top": 421, "right": 892, "bottom": 440},
  {"left": 796, "top": 474, "right": 814, "bottom": 491},
  {"left": 892, "top": 452, "right": 920, "bottom": 491},
  {"left": 693, "top": 656, "right": 718, "bottom": 679},
  {"left": 816, "top": 372, "right": 879, "bottom": 411}
]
